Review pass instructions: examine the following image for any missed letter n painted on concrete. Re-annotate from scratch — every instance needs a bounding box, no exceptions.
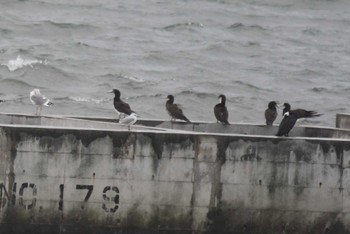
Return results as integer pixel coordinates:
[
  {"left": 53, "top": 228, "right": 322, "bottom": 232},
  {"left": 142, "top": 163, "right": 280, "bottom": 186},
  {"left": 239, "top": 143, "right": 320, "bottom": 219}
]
[
  {"left": 0, "top": 183, "right": 16, "bottom": 207},
  {"left": 0, "top": 183, "right": 9, "bottom": 207}
]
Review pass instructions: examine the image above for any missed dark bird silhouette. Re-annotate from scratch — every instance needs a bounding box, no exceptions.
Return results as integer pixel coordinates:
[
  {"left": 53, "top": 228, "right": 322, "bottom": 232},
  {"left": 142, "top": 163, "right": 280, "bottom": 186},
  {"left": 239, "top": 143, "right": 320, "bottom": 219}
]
[
  {"left": 166, "top": 95, "right": 190, "bottom": 123},
  {"left": 276, "top": 112, "right": 297, "bottom": 137},
  {"left": 110, "top": 89, "right": 134, "bottom": 120},
  {"left": 282, "top": 103, "right": 321, "bottom": 119},
  {"left": 214, "top": 94, "right": 229, "bottom": 125},
  {"left": 265, "top": 101, "right": 278, "bottom": 126}
]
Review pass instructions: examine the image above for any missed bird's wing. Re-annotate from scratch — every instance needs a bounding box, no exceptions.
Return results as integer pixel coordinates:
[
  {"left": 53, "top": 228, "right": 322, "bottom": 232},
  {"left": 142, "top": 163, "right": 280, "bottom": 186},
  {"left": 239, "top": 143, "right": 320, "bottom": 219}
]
[
  {"left": 115, "top": 101, "right": 133, "bottom": 115},
  {"left": 265, "top": 109, "right": 277, "bottom": 124},
  {"left": 172, "top": 104, "right": 184, "bottom": 117},
  {"left": 167, "top": 103, "right": 185, "bottom": 118},
  {"left": 214, "top": 105, "right": 229, "bottom": 122},
  {"left": 120, "top": 114, "right": 137, "bottom": 125},
  {"left": 30, "top": 93, "right": 50, "bottom": 106},
  {"left": 292, "top": 109, "right": 321, "bottom": 119},
  {"left": 276, "top": 115, "right": 297, "bottom": 136}
]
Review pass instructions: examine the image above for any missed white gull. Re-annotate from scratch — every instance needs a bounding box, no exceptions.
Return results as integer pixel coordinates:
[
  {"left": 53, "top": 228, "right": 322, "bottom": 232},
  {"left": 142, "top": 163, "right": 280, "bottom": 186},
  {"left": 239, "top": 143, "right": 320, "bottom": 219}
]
[{"left": 30, "top": 89, "right": 53, "bottom": 115}]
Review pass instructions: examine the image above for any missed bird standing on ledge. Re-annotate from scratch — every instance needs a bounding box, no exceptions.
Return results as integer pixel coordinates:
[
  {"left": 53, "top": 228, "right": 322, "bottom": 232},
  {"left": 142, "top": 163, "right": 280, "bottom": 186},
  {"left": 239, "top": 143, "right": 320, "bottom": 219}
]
[
  {"left": 214, "top": 94, "right": 229, "bottom": 125},
  {"left": 30, "top": 89, "right": 53, "bottom": 115},
  {"left": 109, "top": 89, "right": 134, "bottom": 120},
  {"left": 265, "top": 101, "right": 278, "bottom": 126},
  {"left": 166, "top": 95, "right": 191, "bottom": 123},
  {"left": 276, "top": 103, "right": 322, "bottom": 137},
  {"left": 120, "top": 112, "right": 138, "bottom": 130},
  {"left": 276, "top": 111, "right": 297, "bottom": 137}
]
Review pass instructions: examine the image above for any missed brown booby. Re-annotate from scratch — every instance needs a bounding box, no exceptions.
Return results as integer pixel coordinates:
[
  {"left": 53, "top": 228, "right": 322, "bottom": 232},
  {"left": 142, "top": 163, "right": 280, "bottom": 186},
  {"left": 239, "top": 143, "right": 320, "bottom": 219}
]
[
  {"left": 110, "top": 89, "right": 134, "bottom": 120},
  {"left": 214, "top": 94, "right": 229, "bottom": 125},
  {"left": 166, "top": 95, "right": 190, "bottom": 123},
  {"left": 282, "top": 103, "right": 321, "bottom": 119},
  {"left": 276, "top": 111, "right": 297, "bottom": 137},
  {"left": 265, "top": 101, "right": 278, "bottom": 126}
]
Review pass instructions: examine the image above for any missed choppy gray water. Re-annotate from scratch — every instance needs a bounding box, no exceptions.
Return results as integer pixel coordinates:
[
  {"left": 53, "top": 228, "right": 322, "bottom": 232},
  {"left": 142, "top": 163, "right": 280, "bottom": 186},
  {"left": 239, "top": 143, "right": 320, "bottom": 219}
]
[{"left": 1, "top": 0, "right": 350, "bottom": 126}]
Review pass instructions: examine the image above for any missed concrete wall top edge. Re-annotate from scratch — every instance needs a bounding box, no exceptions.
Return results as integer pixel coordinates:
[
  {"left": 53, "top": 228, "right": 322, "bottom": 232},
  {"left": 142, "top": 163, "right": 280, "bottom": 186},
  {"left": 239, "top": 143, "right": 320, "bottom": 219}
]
[
  {"left": 336, "top": 113, "right": 350, "bottom": 116},
  {"left": 2, "top": 113, "right": 350, "bottom": 142},
  {"left": 0, "top": 112, "right": 333, "bottom": 128}
]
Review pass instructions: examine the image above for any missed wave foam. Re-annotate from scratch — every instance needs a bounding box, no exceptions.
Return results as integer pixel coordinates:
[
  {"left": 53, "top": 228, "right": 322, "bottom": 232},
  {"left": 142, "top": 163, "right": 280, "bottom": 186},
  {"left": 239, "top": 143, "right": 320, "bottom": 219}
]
[
  {"left": 69, "top": 96, "right": 106, "bottom": 104},
  {"left": 118, "top": 73, "right": 145, "bottom": 82},
  {"left": 1, "top": 55, "right": 48, "bottom": 72}
]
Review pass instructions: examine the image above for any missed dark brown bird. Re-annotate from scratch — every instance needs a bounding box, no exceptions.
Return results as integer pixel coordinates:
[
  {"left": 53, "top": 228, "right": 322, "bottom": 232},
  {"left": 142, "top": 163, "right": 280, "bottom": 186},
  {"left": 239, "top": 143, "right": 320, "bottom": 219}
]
[
  {"left": 166, "top": 95, "right": 190, "bottom": 123},
  {"left": 214, "top": 94, "right": 229, "bottom": 125},
  {"left": 110, "top": 89, "right": 134, "bottom": 119},
  {"left": 282, "top": 103, "right": 321, "bottom": 119},
  {"left": 265, "top": 101, "right": 278, "bottom": 126},
  {"left": 276, "top": 111, "right": 297, "bottom": 137}
]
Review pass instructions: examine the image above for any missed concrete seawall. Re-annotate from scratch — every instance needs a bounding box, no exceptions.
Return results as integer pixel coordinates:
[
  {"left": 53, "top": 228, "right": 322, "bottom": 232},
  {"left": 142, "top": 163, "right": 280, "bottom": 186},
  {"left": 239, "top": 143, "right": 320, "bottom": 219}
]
[
  {"left": 0, "top": 113, "right": 350, "bottom": 233},
  {"left": 336, "top": 113, "right": 350, "bottom": 130}
]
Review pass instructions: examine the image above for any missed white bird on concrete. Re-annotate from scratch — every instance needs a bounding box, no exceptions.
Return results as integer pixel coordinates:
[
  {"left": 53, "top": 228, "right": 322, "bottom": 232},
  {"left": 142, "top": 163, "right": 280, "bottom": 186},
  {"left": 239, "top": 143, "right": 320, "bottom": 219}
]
[
  {"left": 119, "top": 112, "right": 138, "bottom": 130},
  {"left": 30, "top": 89, "right": 53, "bottom": 115}
]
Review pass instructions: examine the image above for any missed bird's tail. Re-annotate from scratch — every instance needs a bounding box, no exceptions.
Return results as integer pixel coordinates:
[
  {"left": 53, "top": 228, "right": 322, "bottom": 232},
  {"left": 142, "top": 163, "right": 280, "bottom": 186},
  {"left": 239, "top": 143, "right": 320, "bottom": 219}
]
[
  {"left": 44, "top": 99, "right": 53, "bottom": 106},
  {"left": 183, "top": 116, "right": 191, "bottom": 123},
  {"left": 305, "top": 111, "right": 322, "bottom": 118}
]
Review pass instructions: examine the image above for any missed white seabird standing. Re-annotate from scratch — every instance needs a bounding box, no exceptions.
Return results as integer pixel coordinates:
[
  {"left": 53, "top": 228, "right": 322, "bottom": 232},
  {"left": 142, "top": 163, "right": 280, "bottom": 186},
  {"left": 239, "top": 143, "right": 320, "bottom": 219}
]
[
  {"left": 119, "top": 113, "right": 138, "bottom": 130},
  {"left": 30, "top": 89, "right": 53, "bottom": 115}
]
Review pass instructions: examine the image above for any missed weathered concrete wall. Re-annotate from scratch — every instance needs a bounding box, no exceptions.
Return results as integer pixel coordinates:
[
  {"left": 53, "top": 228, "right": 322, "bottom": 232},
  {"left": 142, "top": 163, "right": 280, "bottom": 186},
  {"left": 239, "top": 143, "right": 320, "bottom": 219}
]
[
  {"left": 336, "top": 113, "right": 350, "bottom": 129},
  {"left": 1, "top": 121, "right": 350, "bottom": 234}
]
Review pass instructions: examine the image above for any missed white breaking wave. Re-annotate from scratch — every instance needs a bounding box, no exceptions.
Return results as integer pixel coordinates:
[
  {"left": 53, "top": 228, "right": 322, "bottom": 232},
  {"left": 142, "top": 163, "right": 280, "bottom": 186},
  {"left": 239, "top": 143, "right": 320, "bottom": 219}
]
[
  {"left": 1, "top": 55, "right": 48, "bottom": 72},
  {"left": 69, "top": 96, "right": 105, "bottom": 104},
  {"left": 118, "top": 73, "right": 145, "bottom": 82}
]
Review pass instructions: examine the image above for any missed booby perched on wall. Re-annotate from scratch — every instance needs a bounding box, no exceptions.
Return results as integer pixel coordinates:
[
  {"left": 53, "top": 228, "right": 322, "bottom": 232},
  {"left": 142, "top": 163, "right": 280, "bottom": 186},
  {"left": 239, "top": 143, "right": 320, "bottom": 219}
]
[
  {"left": 264, "top": 101, "right": 278, "bottom": 126},
  {"left": 30, "top": 89, "right": 53, "bottom": 115},
  {"left": 214, "top": 94, "right": 229, "bottom": 125},
  {"left": 110, "top": 89, "right": 134, "bottom": 120},
  {"left": 166, "top": 95, "right": 190, "bottom": 123},
  {"left": 276, "top": 111, "right": 297, "bottom": 137},
  {"left": 282, "top": 103, "right": 321, "bottom": 119}
]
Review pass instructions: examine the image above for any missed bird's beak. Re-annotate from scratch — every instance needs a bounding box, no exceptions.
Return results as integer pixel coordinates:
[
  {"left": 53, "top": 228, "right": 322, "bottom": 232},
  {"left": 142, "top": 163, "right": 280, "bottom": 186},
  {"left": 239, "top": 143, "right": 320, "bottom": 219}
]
[
  {"left": 276, "top": 105, "right": 281, "bottom": 109},
  {"left": 108, "top": 90, "right": 113, "bottom": 93}
]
